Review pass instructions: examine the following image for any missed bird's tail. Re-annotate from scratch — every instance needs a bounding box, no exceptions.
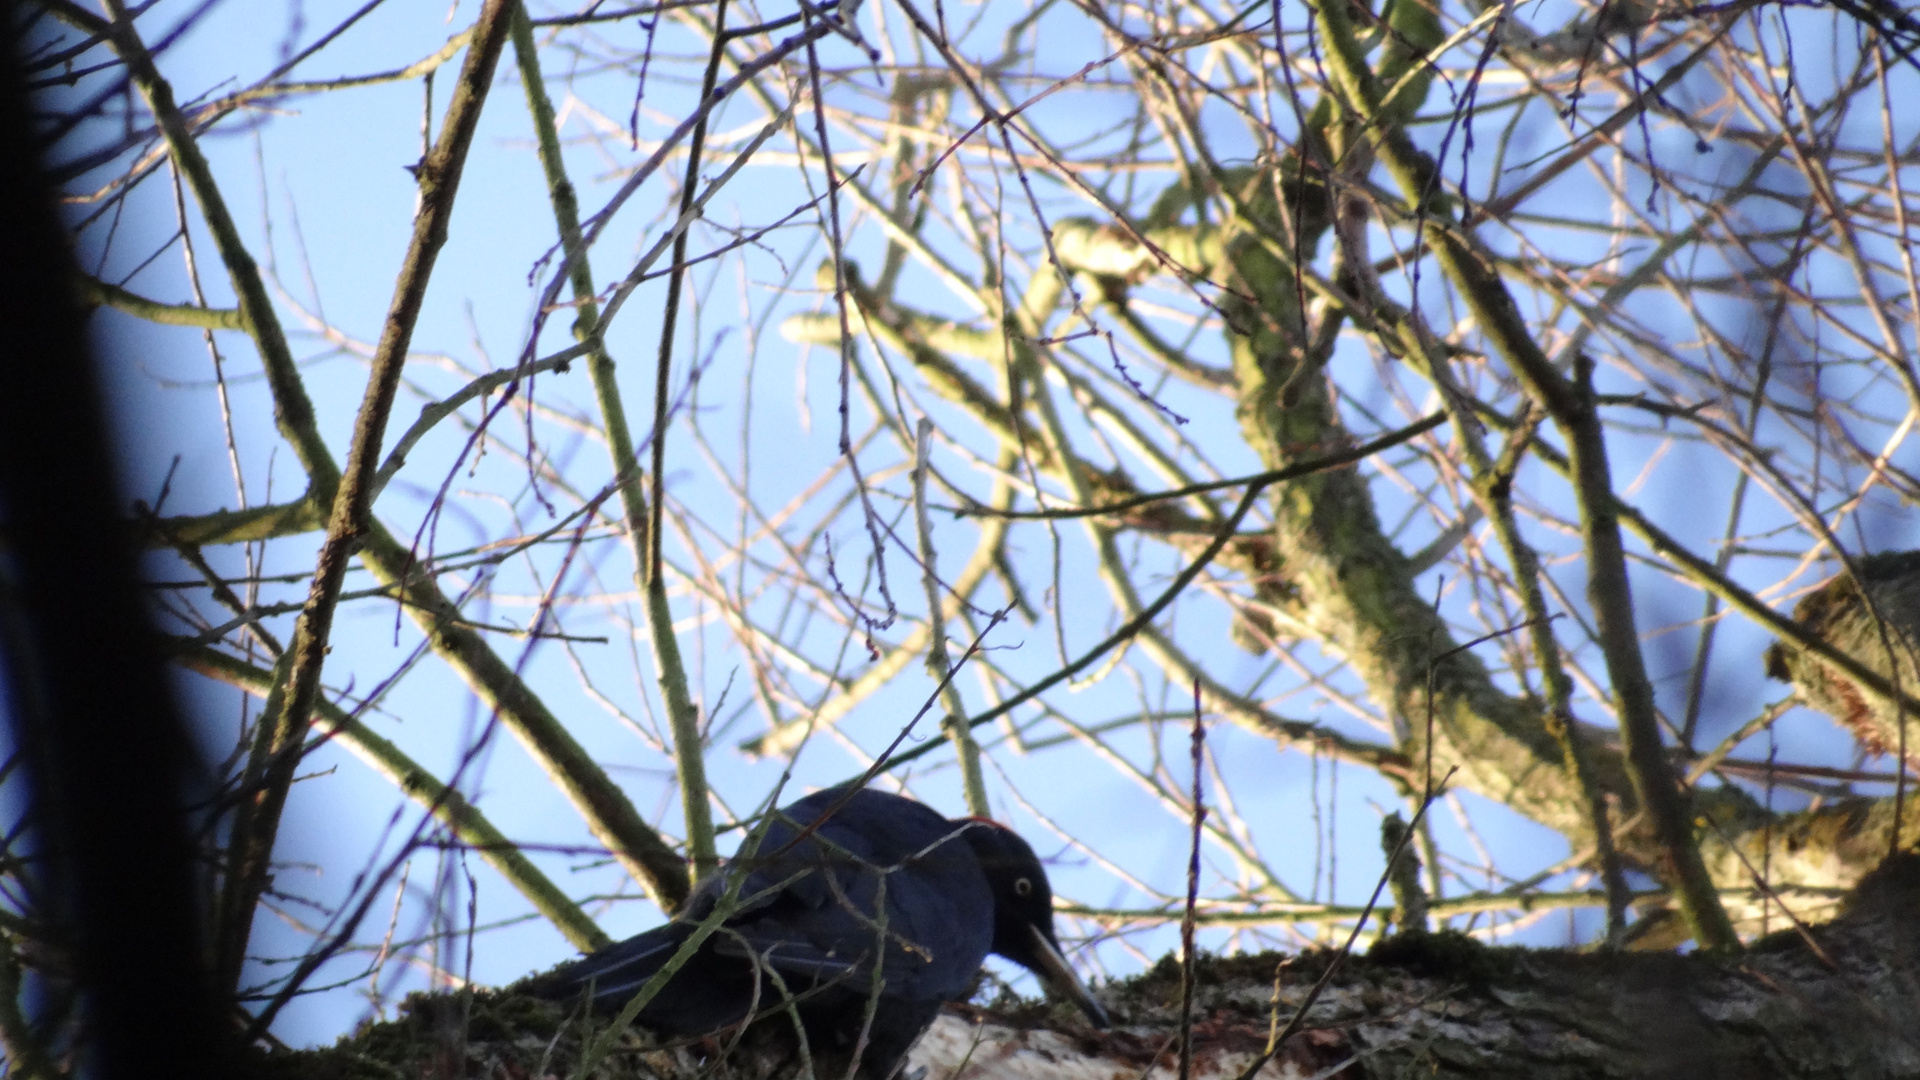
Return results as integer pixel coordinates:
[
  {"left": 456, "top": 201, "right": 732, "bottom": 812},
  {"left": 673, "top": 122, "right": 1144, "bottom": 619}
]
[{"left": 523, "top": 921, "right": 695, "bottom": 1007}]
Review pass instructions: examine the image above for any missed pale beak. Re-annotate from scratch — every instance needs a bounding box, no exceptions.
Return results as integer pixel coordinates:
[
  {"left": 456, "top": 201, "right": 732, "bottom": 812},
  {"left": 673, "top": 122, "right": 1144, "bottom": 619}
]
[{"left": 1027, "top": 924, "right": 1110, "bottom": 1027}]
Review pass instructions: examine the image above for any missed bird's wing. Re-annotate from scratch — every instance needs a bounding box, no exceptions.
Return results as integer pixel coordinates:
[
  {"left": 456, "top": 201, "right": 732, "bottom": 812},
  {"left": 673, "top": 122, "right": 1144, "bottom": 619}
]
[
  {"left": 707, "top": 848, "right": 878, "bottom": 987},
  {"left": 531, "top": 920, "right": 695, "bottom": 1000},
  {"left": 712, "top": 931, "right": 864, "bottom": 982},
  {"left": 707, "top": 838, "right": 992, "bottom": 1001}
]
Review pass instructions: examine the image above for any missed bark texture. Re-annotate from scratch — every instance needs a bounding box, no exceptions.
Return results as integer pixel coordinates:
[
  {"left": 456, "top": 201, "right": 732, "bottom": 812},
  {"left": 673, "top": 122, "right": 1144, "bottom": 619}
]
[{"left": 1767, "top": 551, "right": 1920, "bottom": 768}]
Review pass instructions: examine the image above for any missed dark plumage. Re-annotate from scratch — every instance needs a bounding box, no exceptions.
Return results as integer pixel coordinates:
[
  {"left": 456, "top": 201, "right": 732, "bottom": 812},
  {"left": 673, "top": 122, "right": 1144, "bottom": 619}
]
[{"left": 527, "top": 787, "right": 1106, "bottom": 1077}]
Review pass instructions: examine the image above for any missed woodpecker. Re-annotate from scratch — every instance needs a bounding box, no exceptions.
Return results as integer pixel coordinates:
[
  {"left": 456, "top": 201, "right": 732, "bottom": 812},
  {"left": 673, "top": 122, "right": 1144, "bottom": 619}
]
[{"left": 527, "top": 787, "right": 1108, "bottom": 1077}]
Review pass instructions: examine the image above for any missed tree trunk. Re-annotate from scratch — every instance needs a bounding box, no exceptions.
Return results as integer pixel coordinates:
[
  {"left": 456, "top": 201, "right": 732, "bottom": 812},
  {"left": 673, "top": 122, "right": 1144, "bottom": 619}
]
[{"left": 269, "top": 854, "right": 1920, "bottom": 1079}]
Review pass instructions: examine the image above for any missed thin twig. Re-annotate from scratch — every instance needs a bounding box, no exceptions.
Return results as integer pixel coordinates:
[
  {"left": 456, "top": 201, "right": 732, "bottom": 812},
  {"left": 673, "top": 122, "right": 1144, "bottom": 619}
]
[{"left": 1177, "top": 679, "right": 1205, "bottom": 1080}]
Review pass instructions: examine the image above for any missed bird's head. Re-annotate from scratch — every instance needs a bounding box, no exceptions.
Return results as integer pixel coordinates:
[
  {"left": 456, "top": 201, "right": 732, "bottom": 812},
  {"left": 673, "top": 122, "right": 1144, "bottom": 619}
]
[{"left": 961, "top": 821, "right": 1110, "bottom": 1028}]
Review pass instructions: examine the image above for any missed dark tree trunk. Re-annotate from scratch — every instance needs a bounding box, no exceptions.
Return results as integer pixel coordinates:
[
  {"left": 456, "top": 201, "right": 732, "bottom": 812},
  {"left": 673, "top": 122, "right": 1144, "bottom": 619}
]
[{"left": 269, "top": 854, "right": 1920, "bottom": 1080}]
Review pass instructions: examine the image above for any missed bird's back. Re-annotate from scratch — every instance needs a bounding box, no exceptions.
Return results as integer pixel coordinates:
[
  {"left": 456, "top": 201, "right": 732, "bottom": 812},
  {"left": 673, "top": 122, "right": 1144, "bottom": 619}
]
[{"left": 529, "top": 787, "right": 996, "bottom": 1032}]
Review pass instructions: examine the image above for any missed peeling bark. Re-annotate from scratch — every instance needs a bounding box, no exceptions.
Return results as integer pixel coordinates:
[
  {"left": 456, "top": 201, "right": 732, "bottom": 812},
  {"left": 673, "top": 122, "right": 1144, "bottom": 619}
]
[{"left": 1766, "top": 551, "right": 1920, "bottom": 769}]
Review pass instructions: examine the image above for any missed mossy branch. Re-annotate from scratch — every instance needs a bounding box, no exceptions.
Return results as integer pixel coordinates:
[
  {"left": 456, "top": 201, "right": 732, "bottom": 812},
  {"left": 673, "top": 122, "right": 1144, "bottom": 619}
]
[
  {"left": 176, "top": 645, "right": 611, "bottom": 952},
  {"left": 228, "top": 0, "right": 522, "bottom": 991},
  {"left": 355, "top": 521, "right": 692, "bottom": 909},
  {"left": 77, "top": 275, "right": 242, "bottom": 329},
  {"left": 1301, "top": 0, "right": 1736, "bottom": 949},
  {"left": 510, "top": 1, "right": 713, "bottom": 895}
]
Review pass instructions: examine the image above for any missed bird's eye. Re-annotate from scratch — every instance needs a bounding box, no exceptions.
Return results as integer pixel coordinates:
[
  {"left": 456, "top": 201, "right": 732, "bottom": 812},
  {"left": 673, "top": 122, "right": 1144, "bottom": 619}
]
[{"left": 1013, "top": 877, "right": 1033, "bottom": 897}]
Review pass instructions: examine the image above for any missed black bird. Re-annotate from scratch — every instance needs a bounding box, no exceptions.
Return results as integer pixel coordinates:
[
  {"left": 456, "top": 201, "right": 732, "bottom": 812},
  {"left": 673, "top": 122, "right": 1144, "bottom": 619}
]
[{"left": 528, "top": 787, "right": 1107, "bottom": 1077}]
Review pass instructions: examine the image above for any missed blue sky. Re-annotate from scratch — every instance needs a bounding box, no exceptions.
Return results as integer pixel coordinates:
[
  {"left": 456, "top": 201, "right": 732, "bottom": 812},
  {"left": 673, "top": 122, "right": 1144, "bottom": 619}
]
[{"left": 28, "top": 0, "right": 1920, "bottom": 1047}]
